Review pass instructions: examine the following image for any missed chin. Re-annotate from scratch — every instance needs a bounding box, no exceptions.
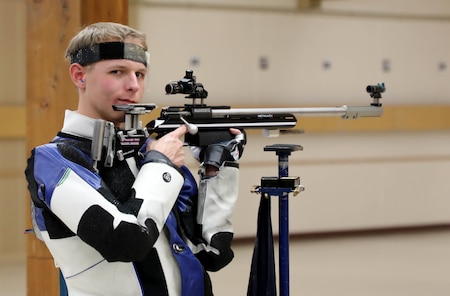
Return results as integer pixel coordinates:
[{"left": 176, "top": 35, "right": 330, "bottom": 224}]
[{"left": 109, "top": 115, "right": 125, "bottom": 127}]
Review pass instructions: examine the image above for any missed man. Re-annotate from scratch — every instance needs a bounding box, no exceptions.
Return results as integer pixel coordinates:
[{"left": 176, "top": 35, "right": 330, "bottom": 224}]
[{"left": 25, "top": 22, "right": 244, "bottom": 296}]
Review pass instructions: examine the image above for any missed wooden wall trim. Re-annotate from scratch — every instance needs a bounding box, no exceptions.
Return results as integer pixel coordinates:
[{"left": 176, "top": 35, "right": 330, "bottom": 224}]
[{"left": 4, "top": 105, "right": 450, "bottom": 140}]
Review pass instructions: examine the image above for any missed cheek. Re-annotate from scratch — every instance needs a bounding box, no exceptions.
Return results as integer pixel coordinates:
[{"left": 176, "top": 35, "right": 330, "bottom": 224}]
[
  {"left": 139, "top": 80, "right": 147, "bottom": 92},
  {"left": 99, "top": 77, "right": 116, "bottom": 90},
  {"left": 139, "top": 82, "right": 146, "bottom": 94},
  {"left": 94, "top": 78, "right": 118, "bottom": 97}
]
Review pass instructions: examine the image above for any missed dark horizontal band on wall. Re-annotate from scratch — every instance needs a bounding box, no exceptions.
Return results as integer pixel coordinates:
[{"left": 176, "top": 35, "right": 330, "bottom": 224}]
[{"left": 2, "top": 104, "right": 450, "bottom": 139}]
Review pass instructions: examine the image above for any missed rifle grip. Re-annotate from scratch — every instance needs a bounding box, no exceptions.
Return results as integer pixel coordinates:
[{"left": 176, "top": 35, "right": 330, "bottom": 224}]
[{"left": 185, "top": 130, "right": 239, "bottom": 146}]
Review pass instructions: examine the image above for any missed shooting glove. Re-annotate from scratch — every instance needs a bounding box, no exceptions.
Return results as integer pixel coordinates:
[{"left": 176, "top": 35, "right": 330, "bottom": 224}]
[{"left": 190, "top": 131, "right": 246, "bottom": 169}]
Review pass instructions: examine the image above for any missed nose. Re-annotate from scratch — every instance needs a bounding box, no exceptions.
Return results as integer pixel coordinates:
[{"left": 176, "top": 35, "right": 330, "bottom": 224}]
[{"left": 126, "top": 73, "right": 140, "bottom": 92}]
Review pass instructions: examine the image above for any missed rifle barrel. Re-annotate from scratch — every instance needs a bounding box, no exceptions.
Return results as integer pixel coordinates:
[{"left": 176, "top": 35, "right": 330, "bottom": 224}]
[{"left": 212, "top": 105, "right": 382, "bottom": 118}]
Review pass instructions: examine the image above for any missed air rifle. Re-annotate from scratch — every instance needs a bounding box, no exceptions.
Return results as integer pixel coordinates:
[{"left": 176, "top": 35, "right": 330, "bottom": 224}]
[
  {"left": 145, "top": 70, "right": 385, "bottom": 146},
  {"left": 98, "top": 70, "right": 383, "bottom": 169}
]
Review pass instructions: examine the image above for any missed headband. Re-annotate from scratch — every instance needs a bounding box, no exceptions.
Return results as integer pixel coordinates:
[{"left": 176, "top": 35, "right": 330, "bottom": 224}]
[{"left": 70, "top": 42, "right": 148, "bottom": 67}]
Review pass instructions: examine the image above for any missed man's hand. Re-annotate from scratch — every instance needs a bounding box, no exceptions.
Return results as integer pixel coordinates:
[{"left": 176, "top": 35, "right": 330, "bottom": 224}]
[
  {"left": 228, "top": 128, "right": 242, "bottom": 137},
  {"left": 199, "top": 128, "right": 245, "bottom": 177},
  {"left": 147, "top": 125, "right": 188, "bottom": 167}
]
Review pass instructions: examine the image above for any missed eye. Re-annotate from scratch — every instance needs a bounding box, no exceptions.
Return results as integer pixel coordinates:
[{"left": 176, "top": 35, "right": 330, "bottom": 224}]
[
  {"left": 135, "top": 71, "right": 146, "bottom": 79},
  {"left": 110, "top": 70, "right": 123, "bottom": 75}
]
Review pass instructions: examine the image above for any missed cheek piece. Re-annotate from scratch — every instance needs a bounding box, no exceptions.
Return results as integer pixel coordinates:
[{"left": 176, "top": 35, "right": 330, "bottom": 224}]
[{"left": 70, "top": 41, "right": 148, "bottom": 67}]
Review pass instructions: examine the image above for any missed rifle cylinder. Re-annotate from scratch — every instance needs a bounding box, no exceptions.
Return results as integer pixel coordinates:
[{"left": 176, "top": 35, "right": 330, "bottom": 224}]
[
  {"left": 210, "top": 105, "right": 382, "bottom": 118},
  {"left": 211, "top": 107, "right": 346, "bottom": 117}
]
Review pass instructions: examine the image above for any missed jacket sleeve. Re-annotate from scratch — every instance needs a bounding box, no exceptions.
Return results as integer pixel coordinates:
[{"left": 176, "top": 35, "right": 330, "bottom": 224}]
[
  {"left": 189, "top": 161, "right": 240, "bottom": 271},
  {"left": 29, "top": 144, "right": 184, "bottom": 262}
]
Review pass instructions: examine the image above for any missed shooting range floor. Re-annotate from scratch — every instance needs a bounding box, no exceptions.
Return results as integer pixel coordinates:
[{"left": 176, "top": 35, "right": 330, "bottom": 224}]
[{"left": 1, "top": 227, "right": 449, "bottom": 295}]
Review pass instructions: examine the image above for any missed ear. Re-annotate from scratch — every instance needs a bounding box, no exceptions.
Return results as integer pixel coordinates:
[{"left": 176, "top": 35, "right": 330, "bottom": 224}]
[{"left": 69, "top": 63, "right": 86, "bottom": 89}]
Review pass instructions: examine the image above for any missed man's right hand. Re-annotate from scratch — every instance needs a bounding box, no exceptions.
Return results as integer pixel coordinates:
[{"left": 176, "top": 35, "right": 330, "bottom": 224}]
[{"left": 146, "top": 125, "right": 188, "bottom": 167}]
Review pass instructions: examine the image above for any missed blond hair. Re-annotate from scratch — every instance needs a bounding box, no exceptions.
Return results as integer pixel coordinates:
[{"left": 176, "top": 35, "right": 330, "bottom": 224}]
[{"left": 65, "top": 22, "right": 147, "bottom": 62}]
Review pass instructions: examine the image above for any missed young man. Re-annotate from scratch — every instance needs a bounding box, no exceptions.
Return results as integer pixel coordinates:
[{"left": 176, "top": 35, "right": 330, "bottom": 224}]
[{"left": 25, "top": 22, "right": 244, "bottom": 296}]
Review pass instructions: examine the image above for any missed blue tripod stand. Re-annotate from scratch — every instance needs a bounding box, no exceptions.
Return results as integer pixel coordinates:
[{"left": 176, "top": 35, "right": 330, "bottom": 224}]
[{"left": 248, "top": 144, "right": 304, "bottom": 296}]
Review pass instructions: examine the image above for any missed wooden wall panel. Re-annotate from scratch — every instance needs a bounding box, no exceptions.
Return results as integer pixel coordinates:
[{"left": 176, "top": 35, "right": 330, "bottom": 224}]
[
  {"left": 26, "top": 0, "right": 128, "bottom": 294},
  {"left": 81, "top": 0, "right": 128, "bottom": 25},
  {"left": 26, "top": 1, "right": 81, "bottom": 294}
]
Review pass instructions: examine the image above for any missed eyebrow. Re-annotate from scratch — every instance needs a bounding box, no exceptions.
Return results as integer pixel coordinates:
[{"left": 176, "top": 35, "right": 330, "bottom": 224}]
[{"left": 107, "top": 63, "right": 147, "bottom": 73}]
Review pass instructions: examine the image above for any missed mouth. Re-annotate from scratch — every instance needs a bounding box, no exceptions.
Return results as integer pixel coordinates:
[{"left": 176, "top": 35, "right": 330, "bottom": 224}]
[{"left": 117, "top": 98, "right": 137, "bottom": 105}]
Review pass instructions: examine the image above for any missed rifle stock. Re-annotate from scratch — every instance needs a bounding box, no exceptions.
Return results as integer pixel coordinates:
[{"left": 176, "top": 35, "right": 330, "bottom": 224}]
[{"left": 145, "top": 104, "right": 383, "bottom": 146}]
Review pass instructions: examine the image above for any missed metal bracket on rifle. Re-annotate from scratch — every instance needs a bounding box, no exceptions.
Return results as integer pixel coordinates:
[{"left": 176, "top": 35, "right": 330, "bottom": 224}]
[
  {"left": 113, "top": 103, "right": 157, "bottom": 130},
  {"left": 91, "top": 119, "right": 115, "bottom": 172},
  {"left": 90, "top": 103, "right": 157, "bottom": 171},
  {"left": 341, "top": 83, "right": 385, "bottom": 119},
  {"left": 366, "top": 83, "right": 385, "bottom": 107}
]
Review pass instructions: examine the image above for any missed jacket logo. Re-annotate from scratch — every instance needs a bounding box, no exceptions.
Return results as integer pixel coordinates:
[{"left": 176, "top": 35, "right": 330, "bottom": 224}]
[{"left": 162, "top": 172, "right": 171, "bottom": 182}]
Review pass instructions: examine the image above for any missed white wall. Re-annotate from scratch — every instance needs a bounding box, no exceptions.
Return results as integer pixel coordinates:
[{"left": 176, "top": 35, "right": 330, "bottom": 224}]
[
  {"left": 223, "top": 131, "right": 450, "bottom": 236},
  {"left": 130, "top": 0, "right": 450, "bottom": 236},
  {"left": 130, "top": 0, "right": 450, "bottom": 106}
]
